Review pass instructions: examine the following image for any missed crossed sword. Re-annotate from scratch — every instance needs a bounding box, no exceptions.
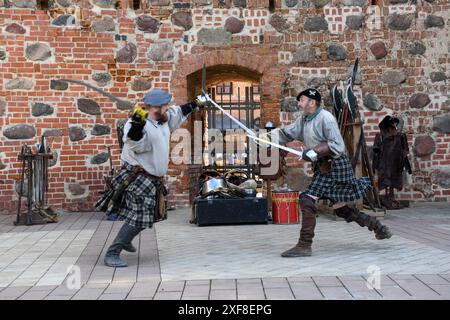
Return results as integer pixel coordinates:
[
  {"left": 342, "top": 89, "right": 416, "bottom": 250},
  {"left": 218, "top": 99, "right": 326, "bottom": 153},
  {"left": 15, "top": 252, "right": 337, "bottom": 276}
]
[{"left": 59, "top": 66, "right": 304, "bottom": 158}]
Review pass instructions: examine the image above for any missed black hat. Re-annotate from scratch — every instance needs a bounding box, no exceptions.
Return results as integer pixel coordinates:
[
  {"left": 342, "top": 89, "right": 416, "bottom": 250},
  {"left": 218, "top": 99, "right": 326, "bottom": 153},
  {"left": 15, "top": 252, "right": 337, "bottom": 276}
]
[
  {"left": 296, "top": 88, "right": 321, "bottom": 103},
  {"left": 378, "top": 115, "right": 400, "bottom": 129}
]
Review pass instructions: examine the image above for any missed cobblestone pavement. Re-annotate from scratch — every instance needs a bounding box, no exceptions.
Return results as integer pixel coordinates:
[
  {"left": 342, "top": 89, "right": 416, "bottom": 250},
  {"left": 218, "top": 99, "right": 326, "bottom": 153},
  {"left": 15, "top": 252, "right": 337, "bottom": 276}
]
[{"left": 0, "top": 203, "right": 449, "bottom": 300}]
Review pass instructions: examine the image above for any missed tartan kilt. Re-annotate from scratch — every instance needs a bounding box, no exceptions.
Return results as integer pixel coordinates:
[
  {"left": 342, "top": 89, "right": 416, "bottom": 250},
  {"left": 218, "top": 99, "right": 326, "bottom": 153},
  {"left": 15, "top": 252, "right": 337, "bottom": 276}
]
[
  {"left": 95, "top": 164, "right": 157, "bottom": 229},
  {"left": 304, "top": 154, "right": 372, "bottom": 203}
]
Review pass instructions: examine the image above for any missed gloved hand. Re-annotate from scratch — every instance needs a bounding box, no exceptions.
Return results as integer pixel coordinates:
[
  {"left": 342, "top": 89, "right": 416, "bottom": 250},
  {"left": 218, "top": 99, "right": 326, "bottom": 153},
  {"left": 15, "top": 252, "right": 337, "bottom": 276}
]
[
  {"left": 128, "top": 105, "right": 148, "bottom": 141},
  {"left": 302, "top": 149, "right": 318, "bottom": 162},
  {"left": 258, "top": 133, "right": 271, "bottom": 147},
  {"left": 192, "top": 94, "right": 208, "bottom": 109},
  {"left": 130, "top": 105, "right": 148, "bottom": 124}
]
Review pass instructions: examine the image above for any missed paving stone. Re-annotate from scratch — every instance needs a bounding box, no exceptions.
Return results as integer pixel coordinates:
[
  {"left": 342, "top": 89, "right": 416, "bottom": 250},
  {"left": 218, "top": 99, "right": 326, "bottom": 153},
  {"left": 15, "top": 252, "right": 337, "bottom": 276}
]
[
  {"left": 153, "top": 291, "right": 182, "bottom": 300},
  {"left": 98, "top": 293, "right": 127, "bottom": 300},
  {"left": 319, "top": 286, "right": 353, "bottom": 300},
  {"left": 290, "top": 282, "right": 323, "bottom": 300},
  {"left": 238, "top": 293, "right": 266, "bottom": 300},
  {"left": 262, "top": 277, "right": 290, "bottom": 288},
  {"left": 313, "top": 276, "right": 342, "bottom": 287},
  {"left": 414, "top": 274, "right": 450, "bottom": 285},
  {"left": 44, "top": 295, "right": 73, "bottom": 300},
  {"left": 182, "top": 284, "right": 210, "bottom": 296},
  {"left": 211, "top": 279, "right": 236, "bottom": 290},
  {"left": 393, "top": 278, "right": 441, "bottom": 299},
  {"left": 264, "top": 288, "right": 294, "bottom": 300},
  {"left": 428, "top": 284, "right": 450, "bottom": 298},
  {"left": 158, "top": 281, "right": 185, "bottom": 292},
  {"left": 210, "top": 289, "right": 236, "bottom": 300},
  {"left": 18, "top": 290, "right": 51, "bottom": 300},
  {"left": 128, "top": 281, "right": 159, "bottom": 298},
  {"left": 0, "top": 286, "right": 31, "bottom": 299}
]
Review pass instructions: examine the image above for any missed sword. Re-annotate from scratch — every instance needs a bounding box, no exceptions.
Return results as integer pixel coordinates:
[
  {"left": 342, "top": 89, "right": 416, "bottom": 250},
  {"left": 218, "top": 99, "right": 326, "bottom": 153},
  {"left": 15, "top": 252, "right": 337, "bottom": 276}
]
[
  {"left": 200, "top": 64, "right": 257, "bottom": 137},
  {"left": 59, "top": 79, "right": 134, "bottom": 109},
  {"left": 246, "top": 135, "right": 304, "bottom": 158},
  {"left": 203, "top": 92, "right": 257, "bottom": 137},
  {"left": 201, "top": 63, "right": 207, "bottom": 98}
]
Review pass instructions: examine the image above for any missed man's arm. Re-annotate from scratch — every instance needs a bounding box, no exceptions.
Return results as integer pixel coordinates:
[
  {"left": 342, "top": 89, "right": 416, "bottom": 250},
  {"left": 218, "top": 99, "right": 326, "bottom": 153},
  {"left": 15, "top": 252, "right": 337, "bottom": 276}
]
[
  {"left": 168, "top": 96, "right": 207, "bottom": 132},
  {"left": 123, "top": 120, "right": 152, "bottom": 154},
  {"left": 322, "top": 119, "right": 346, "bottom": 157},
  {"left": 271, "top": 117, "right": 304, "bottom": 145}
]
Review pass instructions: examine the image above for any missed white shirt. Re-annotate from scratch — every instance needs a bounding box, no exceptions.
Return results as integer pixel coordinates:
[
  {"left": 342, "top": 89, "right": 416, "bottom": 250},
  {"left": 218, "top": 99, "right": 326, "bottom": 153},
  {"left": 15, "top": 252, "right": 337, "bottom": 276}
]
[
  {"left": 120, "top": 105, "right": 187, "bottom": 176},
  {"left": 275, "top": 108, "right": 346, "bottom": 158}
]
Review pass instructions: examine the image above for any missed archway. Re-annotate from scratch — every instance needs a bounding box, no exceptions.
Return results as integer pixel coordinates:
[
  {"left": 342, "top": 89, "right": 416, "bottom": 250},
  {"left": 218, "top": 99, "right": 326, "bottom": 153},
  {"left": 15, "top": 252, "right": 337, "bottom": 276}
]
[{"left": 168, "top": 50, "right": 286, "bottom": 207}]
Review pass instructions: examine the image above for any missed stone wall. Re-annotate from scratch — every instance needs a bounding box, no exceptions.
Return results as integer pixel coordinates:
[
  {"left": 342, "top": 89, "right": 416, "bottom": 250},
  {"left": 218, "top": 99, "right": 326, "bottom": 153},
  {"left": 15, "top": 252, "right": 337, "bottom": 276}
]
[{"left": 0, "top": 0, "right": 449, "bottom": 213}]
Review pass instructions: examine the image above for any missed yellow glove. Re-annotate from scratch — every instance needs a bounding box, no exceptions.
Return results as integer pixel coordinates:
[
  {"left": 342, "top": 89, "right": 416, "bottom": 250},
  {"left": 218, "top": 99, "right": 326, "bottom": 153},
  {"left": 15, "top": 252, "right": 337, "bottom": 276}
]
[
  {"left": 131, "top": 105, "right": 148, "bottom": 124},
  {"left": 194, "top": 95, "right": 209, "bottom": 108}
]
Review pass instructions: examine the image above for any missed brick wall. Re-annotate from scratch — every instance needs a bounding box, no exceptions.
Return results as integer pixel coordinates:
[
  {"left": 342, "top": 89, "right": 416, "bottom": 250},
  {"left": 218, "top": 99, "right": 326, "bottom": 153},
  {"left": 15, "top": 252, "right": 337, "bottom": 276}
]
[{"left": 0, "top": 0, "right": 449, "bottom": 213}]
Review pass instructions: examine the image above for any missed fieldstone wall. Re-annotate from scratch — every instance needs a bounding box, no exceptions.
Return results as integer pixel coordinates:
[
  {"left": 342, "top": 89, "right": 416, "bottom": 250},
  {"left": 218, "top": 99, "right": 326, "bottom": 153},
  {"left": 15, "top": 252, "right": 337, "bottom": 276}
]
[{"left": 0, "top": 0, "right": 449, "bottom": 212}]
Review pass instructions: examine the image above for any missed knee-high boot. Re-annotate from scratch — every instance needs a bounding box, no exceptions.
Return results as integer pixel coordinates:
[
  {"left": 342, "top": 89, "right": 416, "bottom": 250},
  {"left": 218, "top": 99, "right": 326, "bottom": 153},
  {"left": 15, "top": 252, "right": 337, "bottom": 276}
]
[
  {"left": 104, "top": 223, "right": 143, "bottom": 267},
  {"left": 335, "top": 206, "right": 392, "bottom": 240},
  {"left": 281, "top": 194, "right": 317, "bottom": 257}
]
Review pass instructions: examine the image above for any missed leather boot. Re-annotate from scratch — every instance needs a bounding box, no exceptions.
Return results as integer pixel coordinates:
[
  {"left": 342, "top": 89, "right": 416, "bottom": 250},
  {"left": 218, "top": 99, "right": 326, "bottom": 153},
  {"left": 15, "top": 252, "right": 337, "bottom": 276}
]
[
  {"left": 104, "top": 223, "right": 142, "bottom": 267},
  {"left": 335, "top": 206, "right": 392, "bottom": 240},
  {"left": 281, "top": 194, "right": 316, "bottom": 257}
]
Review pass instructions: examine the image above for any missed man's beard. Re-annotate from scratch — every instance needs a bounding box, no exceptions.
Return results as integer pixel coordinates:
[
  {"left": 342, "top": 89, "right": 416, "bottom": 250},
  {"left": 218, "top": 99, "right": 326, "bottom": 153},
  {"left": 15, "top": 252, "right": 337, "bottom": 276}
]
[{"left": 156, "top": 113, "right": 169, "bottom": 124}]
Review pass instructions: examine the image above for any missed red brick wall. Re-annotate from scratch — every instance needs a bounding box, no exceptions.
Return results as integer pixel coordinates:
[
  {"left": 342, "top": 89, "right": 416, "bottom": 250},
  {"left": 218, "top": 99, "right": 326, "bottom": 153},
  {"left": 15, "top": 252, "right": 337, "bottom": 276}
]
[{"left": 0, "top": 0, "right": 449, "bottom": 213}]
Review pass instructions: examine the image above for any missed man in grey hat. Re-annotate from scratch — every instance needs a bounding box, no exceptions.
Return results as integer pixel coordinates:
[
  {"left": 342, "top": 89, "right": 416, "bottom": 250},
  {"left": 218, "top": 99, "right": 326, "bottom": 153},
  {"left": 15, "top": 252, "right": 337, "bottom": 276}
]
[
  {"left": 96, "top": 88, "right": 207, "bottom": 267},
  {"left": 265, "top": 88, "right": 392, "bottom": 258}
]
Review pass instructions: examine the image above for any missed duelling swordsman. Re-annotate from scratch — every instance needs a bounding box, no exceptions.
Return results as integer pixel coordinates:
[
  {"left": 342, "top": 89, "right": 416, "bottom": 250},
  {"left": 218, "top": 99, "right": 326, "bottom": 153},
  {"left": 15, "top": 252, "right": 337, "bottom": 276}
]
[
  {"left": 96, "top": 88, "right": 206, "bottom": 267},
  {"left": 266, "top": 88, "right": 392, "bottom": 258}
]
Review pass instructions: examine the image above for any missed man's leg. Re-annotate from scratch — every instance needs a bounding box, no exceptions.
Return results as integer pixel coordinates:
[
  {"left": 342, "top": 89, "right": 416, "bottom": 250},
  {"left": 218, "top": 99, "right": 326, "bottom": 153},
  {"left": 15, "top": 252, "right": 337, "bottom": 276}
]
[
  {"left": 104, "top": 223, "right": 144, "bottom": 267},
  {"left": 334, "top": 204, "right": 392, "bottom": 240},
  {"left": 281, "top": 193, "right": 317, "bottom": 257}
]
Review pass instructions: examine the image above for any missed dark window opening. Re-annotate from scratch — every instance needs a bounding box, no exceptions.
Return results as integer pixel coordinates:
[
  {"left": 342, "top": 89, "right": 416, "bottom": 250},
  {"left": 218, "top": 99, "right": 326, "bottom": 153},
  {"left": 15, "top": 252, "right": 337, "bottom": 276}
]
[
  {"left": 269, "top": 0, "right": 275, "bottom": 13},
  {"left": 371, "top": 0, "right": 382, "bottom": 5},
  {"left": 37, "top": 0, "right": 49, "bottom": 10}
]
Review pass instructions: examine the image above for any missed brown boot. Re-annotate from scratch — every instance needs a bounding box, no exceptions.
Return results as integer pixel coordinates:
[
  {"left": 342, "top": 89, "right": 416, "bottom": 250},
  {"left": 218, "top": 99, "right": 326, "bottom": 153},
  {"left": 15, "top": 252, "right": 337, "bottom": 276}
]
[
  {"left": 281, "top": 194, "right": 316, "bottom": 257},
  {"left": 335, "top": 206, "right": 392, "bottom": 240}
]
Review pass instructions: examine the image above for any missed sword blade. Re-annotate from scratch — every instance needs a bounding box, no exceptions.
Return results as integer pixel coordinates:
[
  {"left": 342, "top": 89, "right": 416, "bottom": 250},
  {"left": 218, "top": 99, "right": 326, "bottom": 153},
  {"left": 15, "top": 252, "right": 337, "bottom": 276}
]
[
  {"left": 205, "top": 94, "right": 257, "bottom": 137},
  {"left": 247, "top": 135, "right": 304, "bottom": 158},
  {"left": 201, "top": 63, "right": 206, "bottom": 96}
]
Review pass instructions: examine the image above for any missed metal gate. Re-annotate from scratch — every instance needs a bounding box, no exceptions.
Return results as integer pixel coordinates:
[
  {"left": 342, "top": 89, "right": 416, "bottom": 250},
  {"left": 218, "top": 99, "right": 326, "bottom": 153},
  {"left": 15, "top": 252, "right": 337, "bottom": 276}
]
[{"left": 202, "top": 82, "right": 261, "bottom": 178}]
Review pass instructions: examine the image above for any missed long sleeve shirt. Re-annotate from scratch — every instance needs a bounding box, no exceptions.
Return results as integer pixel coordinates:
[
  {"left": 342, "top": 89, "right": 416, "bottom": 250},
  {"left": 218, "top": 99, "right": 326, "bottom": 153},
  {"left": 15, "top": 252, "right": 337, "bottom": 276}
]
[
  {"left": 120, "top": 105, "right": 188, "bottom": 177},
  {"left": 273, "top": 108, "right": 346, "bottom": 158}
]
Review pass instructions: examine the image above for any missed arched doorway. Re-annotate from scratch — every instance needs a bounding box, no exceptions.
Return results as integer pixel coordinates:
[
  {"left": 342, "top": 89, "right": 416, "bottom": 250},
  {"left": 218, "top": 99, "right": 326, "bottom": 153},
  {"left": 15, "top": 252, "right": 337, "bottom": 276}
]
[
  {"left": 168, "top": 49, "right": 285, "bottom": 208},
  {"left": 186, "top": 65, "right": 262, "bottom": 180}
]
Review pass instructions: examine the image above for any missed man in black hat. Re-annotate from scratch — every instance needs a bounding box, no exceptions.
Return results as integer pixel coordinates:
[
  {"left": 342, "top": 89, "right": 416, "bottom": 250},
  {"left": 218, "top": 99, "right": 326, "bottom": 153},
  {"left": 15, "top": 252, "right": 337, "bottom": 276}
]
[{"left": 268, "top": 88, "right": 392, "bottom": 258}]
